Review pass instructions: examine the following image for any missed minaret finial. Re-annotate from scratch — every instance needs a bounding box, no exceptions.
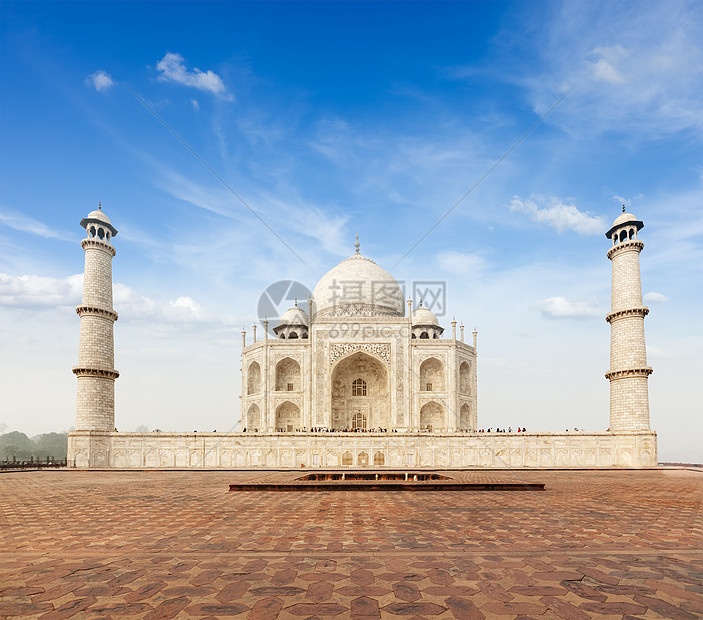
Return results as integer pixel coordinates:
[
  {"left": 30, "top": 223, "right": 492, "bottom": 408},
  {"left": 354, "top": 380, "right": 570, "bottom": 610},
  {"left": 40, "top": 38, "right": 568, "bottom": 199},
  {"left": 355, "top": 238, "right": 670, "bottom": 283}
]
[
  {"left": 98, "top": 201, "right": 101, "bottom": 210},
  {"left": 355, "top": 233, "right": 360, "bottom": 254},
  {"left": 294, "top": 298, "right": 298, "bottom": 307},
  {"left": 622, "top": 204, "right": 626, "bottom": 213}
]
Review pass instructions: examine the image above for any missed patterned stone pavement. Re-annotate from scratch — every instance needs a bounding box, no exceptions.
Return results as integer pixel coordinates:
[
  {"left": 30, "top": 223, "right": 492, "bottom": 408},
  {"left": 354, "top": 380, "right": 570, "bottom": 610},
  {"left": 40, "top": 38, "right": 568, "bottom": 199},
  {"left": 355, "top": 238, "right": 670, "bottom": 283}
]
[{"left": 0, "top": 468, "right": 701, "bottom": 618}]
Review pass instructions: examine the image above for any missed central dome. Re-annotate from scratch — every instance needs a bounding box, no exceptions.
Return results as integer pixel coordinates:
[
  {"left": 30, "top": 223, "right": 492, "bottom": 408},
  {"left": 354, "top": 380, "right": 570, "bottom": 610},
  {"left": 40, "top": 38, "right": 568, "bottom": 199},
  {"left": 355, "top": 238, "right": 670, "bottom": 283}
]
[{"left": 311, "top": 249, "right": 405, "bottom": 319}]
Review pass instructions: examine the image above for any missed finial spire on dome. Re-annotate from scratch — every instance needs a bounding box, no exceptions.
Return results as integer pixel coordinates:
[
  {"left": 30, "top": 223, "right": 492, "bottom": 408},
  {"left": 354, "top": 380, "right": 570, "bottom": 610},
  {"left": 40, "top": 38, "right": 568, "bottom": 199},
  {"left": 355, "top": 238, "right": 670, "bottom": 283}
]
[
  {"left": 622, "top": 204, "right": 626, "bottom": 213},
  {"left": 294, "top": 299, "right": 298, "bottom": 307},
  {"left": 355, "top": 233, "right": 360, "bottom": 254},
  {"left": 98, "top": 201, "right": 101, "bottom": 210},
  {"left": 419, "top": 298, "right": 423, "bottom": 307}
]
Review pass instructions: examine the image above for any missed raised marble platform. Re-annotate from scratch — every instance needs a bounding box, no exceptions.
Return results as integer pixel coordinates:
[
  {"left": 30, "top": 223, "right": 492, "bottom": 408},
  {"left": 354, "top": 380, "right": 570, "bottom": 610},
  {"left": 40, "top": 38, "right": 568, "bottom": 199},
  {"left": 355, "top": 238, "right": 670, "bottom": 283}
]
[{"left": 68, "top": 429, "right": 657, "bottom": 469}]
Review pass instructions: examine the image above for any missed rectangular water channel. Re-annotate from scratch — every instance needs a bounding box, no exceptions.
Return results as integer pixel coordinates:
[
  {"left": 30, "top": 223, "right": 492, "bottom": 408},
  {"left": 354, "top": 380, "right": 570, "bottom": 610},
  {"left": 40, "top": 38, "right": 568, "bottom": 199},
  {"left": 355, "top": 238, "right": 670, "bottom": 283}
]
[{"left": 229, "top": 472, "right": 545, "bottom": 492}]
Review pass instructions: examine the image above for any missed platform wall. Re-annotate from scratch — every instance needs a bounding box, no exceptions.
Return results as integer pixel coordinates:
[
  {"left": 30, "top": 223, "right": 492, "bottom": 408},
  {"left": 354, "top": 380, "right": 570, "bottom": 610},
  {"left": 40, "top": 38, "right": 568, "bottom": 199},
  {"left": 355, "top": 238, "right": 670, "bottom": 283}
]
[{"left": 68, "top": 430, "right": 658, "bottom": 469}]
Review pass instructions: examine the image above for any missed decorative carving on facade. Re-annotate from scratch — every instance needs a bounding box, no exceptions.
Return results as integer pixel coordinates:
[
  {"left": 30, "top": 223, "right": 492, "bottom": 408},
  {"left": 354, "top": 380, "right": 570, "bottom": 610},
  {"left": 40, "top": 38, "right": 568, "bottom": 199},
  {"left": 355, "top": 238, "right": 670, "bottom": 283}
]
[
  {"left": 274, "top": 396, "right": 302, "bottom": 408},
  {"left": 316, "top": 304, "right": 401, "bottom": 319},
  {"left": 274, "top": 352, "right": 303, "bottom": 364},
  {"left": 417, "top": 352, "right": 447, "bottom": 364},
  {"left": 418, "top": 396, "right": 446, "bottom": 407},
  {"left": 330, "top": 342, "right": 391, "bottom": 367},
  {"left": 395, "top": 339, "right": 405, "bottom": 424}
]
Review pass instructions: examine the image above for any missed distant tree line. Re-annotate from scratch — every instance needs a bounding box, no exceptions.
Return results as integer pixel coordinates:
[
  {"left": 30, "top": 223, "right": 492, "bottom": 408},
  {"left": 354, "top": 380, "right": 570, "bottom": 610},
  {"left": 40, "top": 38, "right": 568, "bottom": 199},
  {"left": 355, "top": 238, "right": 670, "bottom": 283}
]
[{"left": 0, "top": 431, "right": 68, "bottom": 462}]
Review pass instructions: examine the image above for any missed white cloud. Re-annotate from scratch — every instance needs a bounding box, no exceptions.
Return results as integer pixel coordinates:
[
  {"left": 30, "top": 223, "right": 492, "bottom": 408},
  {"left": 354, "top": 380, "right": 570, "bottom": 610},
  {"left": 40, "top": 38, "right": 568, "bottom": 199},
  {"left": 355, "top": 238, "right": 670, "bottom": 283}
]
[
  {"left": 114, "top": 283, "right": 228, "bottom": 325},
  {"left": 0, "top": 272, "right": 239, "bottom": 329},
  {"left": 85, "top": 70, "right": 115, "bottom": 92},
  {"left": 436, "top": 250, "right": 487, "bottom": 276},
  {"left": 0, "top": 211, "right": 72, "bottom": 241},
  {"left": 588, "top": 45, "right": 627, "bottom": 84},
  {"left": 156, "top": 52, "right": 233, "bottom": 101},
  {"left": 0, "top": 273, "right": 83, "bottom": 308},
  {"left": 612, "top": 194, "right": 644, "bottom": 208},
  {"left": 538, "top": 296, "right": 602, "bottom": 319},
  {"left": 644, "top": 291, "right": 669, "bottom": 303},
  {"left": 262, "top": 195, "right": 349, "bottom": 255},
  {"left": 191, "top": 99, "right": 200, "bottom": 111},
  {"left": 509, "top": 196, "right": 605, "bottom": 234}
]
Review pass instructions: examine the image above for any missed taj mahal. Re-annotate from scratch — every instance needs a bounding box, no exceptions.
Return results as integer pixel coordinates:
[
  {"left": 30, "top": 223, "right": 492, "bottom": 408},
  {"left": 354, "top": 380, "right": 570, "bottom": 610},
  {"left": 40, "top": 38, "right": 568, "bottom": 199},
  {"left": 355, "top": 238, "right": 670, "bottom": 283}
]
[
  {"left": 68, "top": 207, "right": 657, "bottom": 468},
  {"left": 240, "top": 235, "right": 477, "bottom": 436}
]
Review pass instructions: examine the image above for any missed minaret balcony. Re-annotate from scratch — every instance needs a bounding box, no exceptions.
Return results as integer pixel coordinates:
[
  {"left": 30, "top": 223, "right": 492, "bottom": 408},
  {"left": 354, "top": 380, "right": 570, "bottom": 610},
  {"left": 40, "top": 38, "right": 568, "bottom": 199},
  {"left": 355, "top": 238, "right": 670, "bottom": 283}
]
[
  {"left": 75, "top": 305, "right": 118, "bottom": 321},
  {"left": 72, "top": 366, "right": 120, "bottom": 379},
  {"left": 607, "top": 239, "right": 644, "bottom": 260},
  {"left": 604, "top": 367, "right": 653, "bottom": 380},
  {"left": 605, "top": 307, "right": 649, "bottom": 323}
]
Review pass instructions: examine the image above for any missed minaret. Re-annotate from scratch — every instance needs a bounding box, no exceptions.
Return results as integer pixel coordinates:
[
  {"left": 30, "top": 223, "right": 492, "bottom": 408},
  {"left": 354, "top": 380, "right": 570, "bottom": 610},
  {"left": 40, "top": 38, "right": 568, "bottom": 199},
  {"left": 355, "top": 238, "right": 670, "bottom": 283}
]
[
  {"left": 72, "top": 205, "right": 119, "bottom": 431},
  {"left": 605, "top": 207, "right": 652, "bottom": 431}
]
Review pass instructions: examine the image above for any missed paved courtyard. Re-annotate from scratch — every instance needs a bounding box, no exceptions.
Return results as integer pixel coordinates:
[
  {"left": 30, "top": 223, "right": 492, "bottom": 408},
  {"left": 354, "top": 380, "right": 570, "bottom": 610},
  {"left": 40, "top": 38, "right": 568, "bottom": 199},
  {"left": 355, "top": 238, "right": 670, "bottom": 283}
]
[{"left": 1, "top": 468, "right": 701, "bottom": 618}]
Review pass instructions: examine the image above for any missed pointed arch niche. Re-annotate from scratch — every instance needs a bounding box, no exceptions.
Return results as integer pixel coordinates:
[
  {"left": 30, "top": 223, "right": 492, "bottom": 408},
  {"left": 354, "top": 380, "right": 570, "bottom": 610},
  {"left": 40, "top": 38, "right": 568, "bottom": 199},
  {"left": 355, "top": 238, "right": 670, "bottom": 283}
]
[
  {"left": 420, "top": 357, "right": 445, "bottom": 392},
  {"left": 420, "top": 401, "right": 445, "bottom": 432},
  {"left": 247, "top": 362, "right": 261, "bottom": 395},
  {"left": 459, "top": 403, "right": 471, "bottom": 430},
  {"left": 275, "top": 357, "right": 301, "bottom": 392},
  {"left": 459, "top": 361, "right": 472, "bottom": 394},
  {"left": 275, "top": 401, "right": 301, "bottom": 432},
  {"left": 247, "top": 404, "right": 261, "bottom": 430}
]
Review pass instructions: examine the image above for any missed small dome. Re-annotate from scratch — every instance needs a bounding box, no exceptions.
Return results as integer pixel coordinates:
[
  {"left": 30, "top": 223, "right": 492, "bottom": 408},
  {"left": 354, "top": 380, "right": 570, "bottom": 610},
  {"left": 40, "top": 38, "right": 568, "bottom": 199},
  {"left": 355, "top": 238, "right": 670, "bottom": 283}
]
[
  {"left": 86, "top": 209, "right": 112, "bottom": 225},
  {"left": 278, "top": 305, "right": 309, "bottom": 327},
  {"left": 412, "top": 305, "right": 439, "bottom": 326},
  {"left": 611, "top": 211, "right": 637, "bottom": 228},
  {"left": 311, "top": 249, "right": 405, "bottom": 318}
]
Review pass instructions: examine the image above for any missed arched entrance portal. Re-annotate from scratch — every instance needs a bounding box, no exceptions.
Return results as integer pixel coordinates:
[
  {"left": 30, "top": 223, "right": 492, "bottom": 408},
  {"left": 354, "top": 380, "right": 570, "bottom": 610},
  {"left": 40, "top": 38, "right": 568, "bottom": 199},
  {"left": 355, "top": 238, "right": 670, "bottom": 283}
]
[
  {"left": 275, "top": 402, "right": 301, "bottom": 432},
  {"left": 331, "top": 352, "right": 389, "bottom": 431}
]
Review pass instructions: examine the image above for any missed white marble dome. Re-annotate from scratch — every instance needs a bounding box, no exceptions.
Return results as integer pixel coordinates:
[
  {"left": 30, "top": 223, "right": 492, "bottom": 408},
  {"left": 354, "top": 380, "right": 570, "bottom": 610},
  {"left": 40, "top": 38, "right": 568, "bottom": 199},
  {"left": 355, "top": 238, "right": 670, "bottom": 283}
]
[
  {"left": 311, "top": 251, "right": 405, "bottom": 318},
  {"left": 278, "top": 305, "right": 309, "bottom": 327},
  {"left": 86, "top": 208, "right": 112, "bottom": 225},
  {"left": 611, "top": 211, "right": 637, "bottom": 228},
  {"left": 412, "top": 305, "right": 439, "bottom": 326}
]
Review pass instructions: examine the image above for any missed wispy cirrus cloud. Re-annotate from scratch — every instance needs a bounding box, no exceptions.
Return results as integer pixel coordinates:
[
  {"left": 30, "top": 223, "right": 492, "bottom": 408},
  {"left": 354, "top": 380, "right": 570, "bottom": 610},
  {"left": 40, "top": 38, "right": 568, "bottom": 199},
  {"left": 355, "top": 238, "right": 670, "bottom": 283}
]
[
  {"left": 521, "top": 0, "right": 703, "bottom": 137},
  {"left": 509, "top": 195, "right": 605, "bottom": 234},
  {"left": 0, "top": 211, "right": 73, "bottom": 241},
  {"left": 85, "top": 70, "right": 115, "bottom": 92},
  {"left": 436, "top": 250, "right": 487, "bottom": 277},
  {"left": 156, "top": 52, "right": 233, "bottom": 101}
]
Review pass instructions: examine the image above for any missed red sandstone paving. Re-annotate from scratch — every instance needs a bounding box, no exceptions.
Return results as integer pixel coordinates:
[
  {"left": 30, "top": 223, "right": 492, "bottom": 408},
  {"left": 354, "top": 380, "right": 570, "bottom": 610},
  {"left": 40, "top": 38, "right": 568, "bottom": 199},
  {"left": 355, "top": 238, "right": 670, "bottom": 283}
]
[{"left": 0, "top": 469, "right": 701, "bottom": 618}]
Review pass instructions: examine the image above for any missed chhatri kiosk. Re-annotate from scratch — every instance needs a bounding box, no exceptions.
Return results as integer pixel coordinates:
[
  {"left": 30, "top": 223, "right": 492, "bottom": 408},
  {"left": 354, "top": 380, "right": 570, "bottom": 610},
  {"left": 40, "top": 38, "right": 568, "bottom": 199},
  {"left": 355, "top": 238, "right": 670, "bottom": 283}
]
[{"left": 68, "top": 207, "right": 657, "bottom": 468}]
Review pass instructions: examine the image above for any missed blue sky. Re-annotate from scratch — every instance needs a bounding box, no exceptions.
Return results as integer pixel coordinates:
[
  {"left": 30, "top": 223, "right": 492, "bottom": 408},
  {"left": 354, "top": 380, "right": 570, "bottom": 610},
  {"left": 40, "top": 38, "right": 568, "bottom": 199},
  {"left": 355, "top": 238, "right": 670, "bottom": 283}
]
[{"left": 1, "top": 1, "right": 701, "bottom": 461}]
